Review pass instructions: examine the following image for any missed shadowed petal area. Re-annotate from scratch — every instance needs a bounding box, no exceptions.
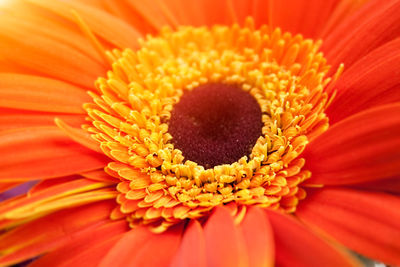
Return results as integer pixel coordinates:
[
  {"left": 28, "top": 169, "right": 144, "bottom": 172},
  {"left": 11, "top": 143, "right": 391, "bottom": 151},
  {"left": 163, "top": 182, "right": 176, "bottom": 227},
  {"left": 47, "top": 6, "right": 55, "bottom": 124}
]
[
  {"left": 352, "top": 177, "right": 400, "bottom": 195},
  {"left": 170, "top": 220, "right": 207, "bottom": 267},
  {"left": 266, "top": 209, "right": 359, "bottom": 267},
  {"left": 327, "top": 38, "right": 400, "bottom": 123},
  {"left": 99, "top": 224, "right": 183, "bottom": 267},
  {"left": 204, "top": 206, "right": 249, "bottom": 267},
  {"left": 29, "top": 220, "right": 128, "bottom": 267},
  {"left": 322, "top": 0, "right": 400, "bottom": 71},
  {"left": 0, "top": 127, "right": 109, "bottom": 181},
  {"left": 296, "top": 188, "right": 400, "bottom": 266},
  {"left": 304, "top": 103, "right": 400, "bottom": 185},
  {"left": 0, "top": 200, "right": 116, "bottom": 266},
  {"left": 240, "top": 207, "right": 274, "bottom": 267}
]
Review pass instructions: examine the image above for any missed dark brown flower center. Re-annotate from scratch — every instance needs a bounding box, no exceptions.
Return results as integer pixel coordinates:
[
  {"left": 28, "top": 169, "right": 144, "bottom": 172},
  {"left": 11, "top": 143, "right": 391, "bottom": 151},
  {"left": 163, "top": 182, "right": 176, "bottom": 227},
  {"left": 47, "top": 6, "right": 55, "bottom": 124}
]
[{"left": 168, "top": 83, "right": 263, "bottom": 169}]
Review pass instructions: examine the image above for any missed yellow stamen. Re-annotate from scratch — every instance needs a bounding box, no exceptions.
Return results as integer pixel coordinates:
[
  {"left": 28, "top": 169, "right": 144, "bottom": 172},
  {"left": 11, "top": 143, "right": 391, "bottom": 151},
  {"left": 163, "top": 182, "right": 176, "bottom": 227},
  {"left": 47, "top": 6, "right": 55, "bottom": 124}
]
[{"left": 85, "top": 18, "right": 339, "bottom": 232}]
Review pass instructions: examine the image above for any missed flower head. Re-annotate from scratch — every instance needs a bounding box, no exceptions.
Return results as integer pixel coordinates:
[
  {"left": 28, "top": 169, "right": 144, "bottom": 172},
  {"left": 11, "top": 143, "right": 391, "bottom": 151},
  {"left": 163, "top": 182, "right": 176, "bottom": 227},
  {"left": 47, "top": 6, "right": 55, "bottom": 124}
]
[{"left": 0, "top": 0, "right": 400, "bottom": 266}]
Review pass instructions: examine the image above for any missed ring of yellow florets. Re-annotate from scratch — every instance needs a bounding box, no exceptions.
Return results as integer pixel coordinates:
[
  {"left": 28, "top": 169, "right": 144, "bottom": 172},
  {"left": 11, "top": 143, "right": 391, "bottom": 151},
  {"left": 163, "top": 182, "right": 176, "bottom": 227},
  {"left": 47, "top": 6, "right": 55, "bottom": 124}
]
[{"left": 84, "top": 18, "right": 339, "bottom": 232}]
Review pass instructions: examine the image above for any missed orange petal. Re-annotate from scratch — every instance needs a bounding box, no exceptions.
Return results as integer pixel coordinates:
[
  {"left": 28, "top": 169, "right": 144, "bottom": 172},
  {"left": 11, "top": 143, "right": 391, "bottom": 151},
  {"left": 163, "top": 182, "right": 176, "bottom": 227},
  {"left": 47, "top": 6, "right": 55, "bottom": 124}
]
[
  {"left": 0, "top": 178, "right": 113, "bottom": 220},
  {"left": 323, "top": 0, "right": 400, "bottom": 71},
  {"left": 352, "top": 177, "right": 400, "bottom": 194},
  {"left": 266, "top": 209, "right": 359, "bottom": 267},
  {"left": 80, "top": 169, "right": 119, "bottom": 183},
  {"left": 170, "top": 220, "right": 207, "bottom": 267},
  {"left": 97, "top": 0, "right": 156, "bottom": 34},
  {"left": 0, "top": 108, "right": 86, "bottom": 131},
  {"left": 0, "top": 10, "right": 105, "bottom": 65},
  {"left": 204, "top": 206, "right": 249, "bottom": 267},
  {"left": 156, "top": 0, "right": 234, "bottom": 27},
  {"left": 55, "top": 118, "right": 102, "bottom": 153},
  {"left": 30, "top": 220, "right": 128, "bottom": 267},
  {"left": 0, "top": 17, "right": 106, "bottom": 89},
  {"left": 269, "top": 0, "right": 338, "bottom": 38},
  {"left": 296, "top": 188, "right": 400, "bottom": 266},
  {"left": 327, "top": 37, "right": 400, "bottom": 123},
  {"left": 99, "top": 224, "right": 183, "bottom": 267},
  {"left": 0, "top": 200, "right": 116, "bottom": 266},
  {"left": 0, "top": 127, "right": 109, "bottom": 181},
  {"left": 0, "top": 73, "right": 90, "bottom": 113},
  {"left": 125, "top": 0, "right": 176, "bottom": 30},
  {"left": 304, "top": 103, "right": 400, "bottom": 185},
  {"left": 27, "top": 0, "right": 141, "bottom": 49},
  {"left": 240, "top": 207, "right": 274, "bottom": 267}
]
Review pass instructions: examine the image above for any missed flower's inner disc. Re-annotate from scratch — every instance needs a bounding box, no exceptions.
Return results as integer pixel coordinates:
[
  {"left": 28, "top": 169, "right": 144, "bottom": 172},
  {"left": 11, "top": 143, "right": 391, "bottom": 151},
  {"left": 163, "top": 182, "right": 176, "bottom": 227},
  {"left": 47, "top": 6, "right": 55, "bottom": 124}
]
[{"left": 168, "top": 83, "right": 263, "bottom": 169}]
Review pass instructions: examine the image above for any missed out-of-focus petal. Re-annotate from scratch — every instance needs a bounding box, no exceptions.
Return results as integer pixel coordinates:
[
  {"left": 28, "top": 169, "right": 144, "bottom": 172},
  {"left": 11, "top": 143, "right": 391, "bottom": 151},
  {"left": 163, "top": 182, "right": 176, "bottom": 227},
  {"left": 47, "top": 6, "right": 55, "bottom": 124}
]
[
  {"left": 266, "top": 209, "right": 360, "bottom": 267},
  {"left": 296, "top": 188, "right": 400, "bottom": 266}
]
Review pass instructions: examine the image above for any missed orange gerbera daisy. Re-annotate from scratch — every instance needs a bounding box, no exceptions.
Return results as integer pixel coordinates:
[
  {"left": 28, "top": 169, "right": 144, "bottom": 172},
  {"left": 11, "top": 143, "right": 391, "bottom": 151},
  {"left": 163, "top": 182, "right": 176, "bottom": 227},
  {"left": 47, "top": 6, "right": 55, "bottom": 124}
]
[{"left": 1, "top": 0, "right": 400, "bottom": 266}]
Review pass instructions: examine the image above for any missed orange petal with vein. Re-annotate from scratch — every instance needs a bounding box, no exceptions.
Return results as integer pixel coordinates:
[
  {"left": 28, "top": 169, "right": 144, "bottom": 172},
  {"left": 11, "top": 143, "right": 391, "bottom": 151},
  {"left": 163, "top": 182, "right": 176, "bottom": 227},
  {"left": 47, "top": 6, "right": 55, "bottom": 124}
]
[
  {"left": 323, "top": 0, "right": 400, "bottom": 71},
  {"left": 304, "top": 103, "right": 400, "bottom": 185},
  {"left": 327, "top": 37, "right": 400, "bottom": 123}
]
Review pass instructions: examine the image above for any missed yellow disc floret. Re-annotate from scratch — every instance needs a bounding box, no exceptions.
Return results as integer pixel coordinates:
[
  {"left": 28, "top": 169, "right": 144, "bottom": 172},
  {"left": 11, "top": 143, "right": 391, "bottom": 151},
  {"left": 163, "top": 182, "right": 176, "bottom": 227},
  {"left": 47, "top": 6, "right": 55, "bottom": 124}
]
[{"left": 84, "top": 18, "right": 341, "bottom": 232}]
